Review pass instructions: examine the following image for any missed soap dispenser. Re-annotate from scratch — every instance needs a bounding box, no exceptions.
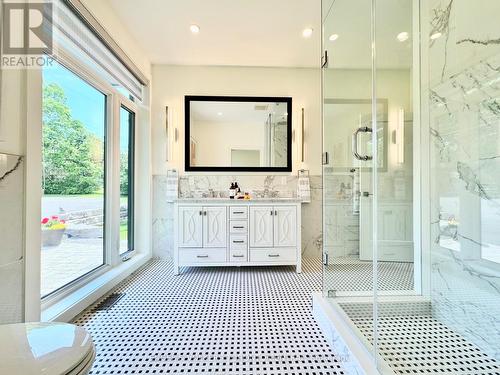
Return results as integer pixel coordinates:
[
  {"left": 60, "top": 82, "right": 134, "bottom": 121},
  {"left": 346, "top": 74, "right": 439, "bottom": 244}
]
[{"left": 229, "top": 183, "right": 236, "bottom": 199}]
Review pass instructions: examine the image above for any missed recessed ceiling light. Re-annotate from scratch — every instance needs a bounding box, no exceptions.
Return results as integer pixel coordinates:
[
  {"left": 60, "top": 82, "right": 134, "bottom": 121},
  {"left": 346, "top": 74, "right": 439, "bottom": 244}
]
[
  {"left": 329, "top": 34, "right": 339, "bottom": 41},
  {"left": 190, "top": 24, "right": 200, "bottom": 34},
  {"left": 217, "top": 112, "right": 223, "bottom": 116},
  {"left": 397, "top": 32, "right": 409, "bottom": 42},
  {"left": 302, "top": 28, "right": 313, "bottom": 38},
  {"left": 430, "top": 32, "right": 442, "bottom": 40}
]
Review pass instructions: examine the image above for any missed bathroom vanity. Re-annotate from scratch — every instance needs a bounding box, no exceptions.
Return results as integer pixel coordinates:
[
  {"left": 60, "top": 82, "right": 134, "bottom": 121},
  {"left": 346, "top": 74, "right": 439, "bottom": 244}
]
[{"left": 174, "top": 198, "right": 302, "bottom": 274}]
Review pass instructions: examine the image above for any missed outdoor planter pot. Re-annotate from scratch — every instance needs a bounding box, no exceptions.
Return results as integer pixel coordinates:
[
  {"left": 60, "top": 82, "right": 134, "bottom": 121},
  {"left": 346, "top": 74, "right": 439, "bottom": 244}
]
[{"left": 42, "top": 228, "right": 65, "bottom": 247}]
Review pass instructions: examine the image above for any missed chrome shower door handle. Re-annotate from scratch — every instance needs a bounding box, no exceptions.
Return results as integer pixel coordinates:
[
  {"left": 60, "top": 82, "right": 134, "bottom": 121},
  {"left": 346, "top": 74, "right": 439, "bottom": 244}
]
[{"left": 352, "top": 126, "right": 373, "bottom": 161}]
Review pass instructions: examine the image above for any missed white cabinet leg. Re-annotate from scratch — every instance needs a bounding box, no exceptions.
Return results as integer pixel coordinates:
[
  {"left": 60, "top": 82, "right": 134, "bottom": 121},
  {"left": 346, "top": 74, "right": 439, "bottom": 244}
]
[{"left": 296, "top": 260, "right": 302, "bottom": 274}]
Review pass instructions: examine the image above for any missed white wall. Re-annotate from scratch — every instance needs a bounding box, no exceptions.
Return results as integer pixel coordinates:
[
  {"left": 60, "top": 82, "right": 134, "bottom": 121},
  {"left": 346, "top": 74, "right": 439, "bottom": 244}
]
[
  {"left": 81, "top": 0, "right": 152, "bottom": 80},
  {"left": 0, "top": 70, "right": 26, "bottom": 154},
  {"left": 152, "top": 65, "right": 321, "bottom": 175},
  {"left": 192, "top": 120, "right": 266, "bottom": 167}
]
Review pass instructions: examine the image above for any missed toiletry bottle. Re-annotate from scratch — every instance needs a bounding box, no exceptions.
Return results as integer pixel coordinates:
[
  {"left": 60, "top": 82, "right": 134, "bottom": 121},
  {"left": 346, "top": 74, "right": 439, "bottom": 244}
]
[
  {"left": 345, "top": 182, "right": 352, "bottom": 199},
  {"left": 234, "top": 182, "right": 241, "bottom": 197},
  {"left": 229, "top": 183, "right": 235, "bottom": 199}
]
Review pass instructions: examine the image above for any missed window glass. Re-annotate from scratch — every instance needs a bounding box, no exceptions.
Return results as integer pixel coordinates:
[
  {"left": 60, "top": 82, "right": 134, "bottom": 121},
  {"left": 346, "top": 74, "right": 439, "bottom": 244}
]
[
  {"left": 119, "top": 106, "right": 135, "bottom": 255},
  {"left": 41, "top": 61, "right": 107, "bottom": 297}
]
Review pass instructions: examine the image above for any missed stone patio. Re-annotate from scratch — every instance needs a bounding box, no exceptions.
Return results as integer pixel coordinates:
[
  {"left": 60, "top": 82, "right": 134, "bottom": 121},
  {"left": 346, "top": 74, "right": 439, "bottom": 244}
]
[{"left": 41, "top": 237, "right": 104, "bottom": 297}]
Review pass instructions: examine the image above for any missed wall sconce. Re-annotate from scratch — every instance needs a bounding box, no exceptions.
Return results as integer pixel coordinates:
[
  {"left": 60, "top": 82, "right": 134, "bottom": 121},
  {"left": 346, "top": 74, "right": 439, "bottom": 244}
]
[
  {"left": 301, "top": 107, "right": 305, "bottom": 163},
  {"left": 165, "top": 105, "right": 179, "bottom": 163},
  {"left": 397, "top": 107, "right": 405, "bottom": 164}
]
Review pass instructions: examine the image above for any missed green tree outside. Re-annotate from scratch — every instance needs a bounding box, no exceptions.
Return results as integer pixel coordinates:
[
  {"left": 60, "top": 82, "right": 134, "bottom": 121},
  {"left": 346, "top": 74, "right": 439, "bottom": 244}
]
[{"left": 42, "top": 83, "right": 103, "bottom": 195}]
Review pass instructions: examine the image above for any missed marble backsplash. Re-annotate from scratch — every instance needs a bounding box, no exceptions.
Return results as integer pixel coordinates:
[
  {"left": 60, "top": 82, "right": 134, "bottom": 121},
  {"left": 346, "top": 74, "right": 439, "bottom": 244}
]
[
  {"left": 153, "top": 174, "right": 326, "bottom": 259},
  {"left": 0, "top": 153, "right": 24, "bottom": 323},
  {"left": 427, "top": 0, "right": 500, "bottom": 359}
]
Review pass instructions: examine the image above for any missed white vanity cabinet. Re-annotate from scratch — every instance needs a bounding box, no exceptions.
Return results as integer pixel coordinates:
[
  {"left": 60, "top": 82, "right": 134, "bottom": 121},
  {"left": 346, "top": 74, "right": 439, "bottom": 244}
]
[
  {"left": 177, "top": 206, "right": 226, "bottom": 248},
  {"left": 249, "top": 206, "right": 297, "bottom": 247},
  {"left": 249, "top": 207, "right": 274, "bottom": 247},
  {"left": 174, "top": 199, "right": 302, "bottom": 275}
]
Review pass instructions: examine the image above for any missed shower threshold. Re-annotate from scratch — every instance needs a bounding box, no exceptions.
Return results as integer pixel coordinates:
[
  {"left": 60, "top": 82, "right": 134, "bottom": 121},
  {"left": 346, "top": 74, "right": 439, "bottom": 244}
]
[{"left": 312, "top": 294, "right": 500, "bottom": 375}]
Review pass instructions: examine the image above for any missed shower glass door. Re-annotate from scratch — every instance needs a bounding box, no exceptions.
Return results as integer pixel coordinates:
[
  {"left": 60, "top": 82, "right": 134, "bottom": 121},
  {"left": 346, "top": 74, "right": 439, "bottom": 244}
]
[
  {"left": 321, "top": 0, "right": 377, "bottom": 356},
  {"left": 322, "top": 0, "right": 416, "bottom": 370}
]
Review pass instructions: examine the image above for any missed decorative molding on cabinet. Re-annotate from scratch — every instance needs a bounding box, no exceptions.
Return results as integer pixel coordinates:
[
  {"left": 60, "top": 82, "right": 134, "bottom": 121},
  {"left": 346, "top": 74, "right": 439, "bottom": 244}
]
[{"left": 174, "top": 199, "right": 302, "bottom": 275}]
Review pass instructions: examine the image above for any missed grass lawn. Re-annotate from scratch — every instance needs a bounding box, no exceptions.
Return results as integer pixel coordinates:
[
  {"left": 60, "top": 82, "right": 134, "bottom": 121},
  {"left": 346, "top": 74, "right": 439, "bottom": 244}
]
[
  {"left": 120, "top": 223, "right": 128, "bottom": 240},
  {"left": 44, "top": 193, "right": 104, "bottom": 198}
]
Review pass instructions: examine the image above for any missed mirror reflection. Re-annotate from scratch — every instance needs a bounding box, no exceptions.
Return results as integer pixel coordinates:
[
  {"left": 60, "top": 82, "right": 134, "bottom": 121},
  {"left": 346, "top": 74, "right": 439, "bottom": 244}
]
[{"left": 186, "top": 96, "right": 291, "bottom": 171}]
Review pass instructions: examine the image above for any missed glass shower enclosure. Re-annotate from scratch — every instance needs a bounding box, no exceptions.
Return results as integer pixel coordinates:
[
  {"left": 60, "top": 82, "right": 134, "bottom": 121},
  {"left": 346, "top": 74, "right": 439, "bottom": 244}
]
[{"left": 321, "top": 0, "right": 500, "bottom": 373}]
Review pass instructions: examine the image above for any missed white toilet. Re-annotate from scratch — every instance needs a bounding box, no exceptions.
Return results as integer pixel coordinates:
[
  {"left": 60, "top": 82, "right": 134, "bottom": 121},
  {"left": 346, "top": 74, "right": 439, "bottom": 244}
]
[{"left": 0, "top": 322, "right": 95, "bottom": 375}]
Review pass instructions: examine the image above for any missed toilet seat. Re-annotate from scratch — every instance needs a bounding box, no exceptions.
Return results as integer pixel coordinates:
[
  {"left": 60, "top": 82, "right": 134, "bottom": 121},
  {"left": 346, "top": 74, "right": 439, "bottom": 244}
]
[
  {"left": 0, "top": 322, "right": 95, "bottom": 375},
  {"left": 67, "top": 346, "right": 95, "bottom": 375}
]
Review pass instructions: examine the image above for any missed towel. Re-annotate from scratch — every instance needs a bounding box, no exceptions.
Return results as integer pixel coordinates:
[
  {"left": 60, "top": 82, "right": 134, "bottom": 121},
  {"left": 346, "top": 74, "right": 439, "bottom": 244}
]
[
  {"left": 297, "top": 174, "right": 311, "bottom": 203},
  {"left": 166, "top": 169, "right": 179, "bottom": 202}
]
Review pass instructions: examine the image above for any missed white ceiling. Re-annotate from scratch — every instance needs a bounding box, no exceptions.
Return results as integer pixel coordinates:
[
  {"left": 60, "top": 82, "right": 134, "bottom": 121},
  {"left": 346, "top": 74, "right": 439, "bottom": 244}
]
[
  {"left": 106, "top": 0, "right": 412, "bottom": 69},
  {"left": 107, "top": 0, "right": 321, "bottom": 68}
]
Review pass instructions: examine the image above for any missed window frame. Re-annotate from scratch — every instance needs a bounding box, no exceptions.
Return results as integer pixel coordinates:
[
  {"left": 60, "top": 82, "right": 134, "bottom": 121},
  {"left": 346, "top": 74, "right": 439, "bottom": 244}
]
[
  {"left": 41, "top": 47, "right": 139, "bottom": 306},
  {"left": 118, "top": 103, "right": 136, "bottom": 257}
]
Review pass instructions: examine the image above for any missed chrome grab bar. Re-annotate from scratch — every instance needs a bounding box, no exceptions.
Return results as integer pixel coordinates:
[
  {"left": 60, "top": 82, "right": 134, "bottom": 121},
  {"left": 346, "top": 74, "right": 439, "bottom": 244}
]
[{"left": 352, "top": 126, "right": 373, "bottom": 161}]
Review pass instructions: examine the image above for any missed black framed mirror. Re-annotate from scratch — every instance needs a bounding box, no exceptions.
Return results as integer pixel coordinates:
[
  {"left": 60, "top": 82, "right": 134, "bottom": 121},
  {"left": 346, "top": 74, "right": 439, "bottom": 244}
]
[{"left": 185, "top": 95, "right": 292, "bottom": 172}]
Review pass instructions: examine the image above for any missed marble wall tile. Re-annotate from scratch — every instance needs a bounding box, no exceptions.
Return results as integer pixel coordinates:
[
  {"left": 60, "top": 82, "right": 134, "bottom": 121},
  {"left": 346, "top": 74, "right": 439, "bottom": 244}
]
[
  {"left": 0, "top": 153, "right": 24, "bottom": 323},
  {"left": 0, "top": 154, "right": 24, "bottom": 266},
  {"left": 0, "top": 260, "right": 24, "bottom": 323},
  {"left": 152, "top": 175, "right": 174, "bottom": 260},
  {"left": 426, "top": 0, "right": 500, "bottom": 360}
]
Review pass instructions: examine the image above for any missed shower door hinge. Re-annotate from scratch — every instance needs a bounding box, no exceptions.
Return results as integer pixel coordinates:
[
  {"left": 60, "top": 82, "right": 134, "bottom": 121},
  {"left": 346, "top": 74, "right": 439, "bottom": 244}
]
[
  {"left": 322, "top": 252, "right": 329, "bottom": 266},
  {"left": 321, "top": 50, "right": 328, "bottom": 68},
  {"left": 327, "top": 289, "right": 337, "bottom": 298},
  {"left": 322, "top": 152, "right": 329, "bottom": 165}
]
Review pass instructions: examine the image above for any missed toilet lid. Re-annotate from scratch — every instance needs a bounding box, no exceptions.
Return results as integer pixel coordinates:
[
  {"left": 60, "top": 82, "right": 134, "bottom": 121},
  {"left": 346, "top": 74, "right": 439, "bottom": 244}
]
[{"left": 0, "top": 322, "right": 94, "bottom": 375}]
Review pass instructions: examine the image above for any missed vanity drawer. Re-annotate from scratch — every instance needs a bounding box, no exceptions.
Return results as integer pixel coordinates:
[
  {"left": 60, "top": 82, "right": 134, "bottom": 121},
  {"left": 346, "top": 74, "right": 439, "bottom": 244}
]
[
  {"left": 229, "top": 249, "right": 248, "bottom": 262},
  {"left": 230, "top": 234, "right": 247, "bottom": 250},
  {"left": 250, "top": 247, "right": 296, "bottom": 263},
  {"left": 230, "top": 220, "right": 248, "bottom": 233},
  {"left": 178, "top": 248, "right": 226, "bottom": 264},
  {"left": 230, "top": 206, "right": 248, "bottom": 220}
]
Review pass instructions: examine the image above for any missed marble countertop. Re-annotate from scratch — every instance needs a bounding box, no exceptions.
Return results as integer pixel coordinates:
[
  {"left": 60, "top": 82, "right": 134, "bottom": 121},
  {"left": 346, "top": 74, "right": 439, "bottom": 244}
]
[{"left": 174, "top": 197, "right": 302, "bottom": 203}]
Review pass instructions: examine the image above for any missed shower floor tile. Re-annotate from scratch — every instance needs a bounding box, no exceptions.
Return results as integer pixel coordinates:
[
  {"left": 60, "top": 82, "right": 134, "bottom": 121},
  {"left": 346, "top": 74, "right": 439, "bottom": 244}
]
[
  {"left": 72, "top": 258, "right": 345, "bottom": 375},
  {"left": 348, "top": 312, "right": 500, "bottom": 375},
  {"left": 324, "top": 257, "right": 414, "bottom": 292}
]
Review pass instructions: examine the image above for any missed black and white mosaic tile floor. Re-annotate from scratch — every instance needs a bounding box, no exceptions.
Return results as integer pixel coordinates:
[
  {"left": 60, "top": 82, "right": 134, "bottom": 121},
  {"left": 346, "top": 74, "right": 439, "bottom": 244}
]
[
  {"left": 340, "top": 301, "right": 500, "bottom": 375},
  {"left": 73, "top": 259, "right": 345, "bottom": 375},
  {"left": 324, "top": 257, "right": 414, "bottom": 292}
]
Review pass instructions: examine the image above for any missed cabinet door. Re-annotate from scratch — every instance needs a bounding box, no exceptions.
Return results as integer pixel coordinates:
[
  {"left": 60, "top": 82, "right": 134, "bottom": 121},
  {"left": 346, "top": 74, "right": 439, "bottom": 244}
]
[
  {"left": 273, "top": 206, "right": 297, "bottom": 247},
  {"left": 178, "top": 206, "right": 203, "bottom": 248},
  {"left": 249, "top": 206, "right": 274, "bottom": 247},
  {"left": 203, "top": 206, "right": 227, "bottom": 248}
]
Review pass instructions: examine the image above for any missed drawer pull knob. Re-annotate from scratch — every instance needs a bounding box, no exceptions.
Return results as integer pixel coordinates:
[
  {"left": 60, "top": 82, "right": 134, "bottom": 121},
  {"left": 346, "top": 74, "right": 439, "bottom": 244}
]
[
  {"left": 233, "top": 240, "right": 245, "bottom": 243},
  {"left": 196, "top": 255, "right": 209, "bottom": 258},
  {"left": 233, "top": 226, "right": 244, "bottom": 229},
  {"left": 234, "top": 211, "right": 244, "bottom": 214},
  {"left": 268, "top": 254, "right": 280, "bottom": 258},
  {"left": 232, "top": 255, "right": 245, "bottom": 258}
]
